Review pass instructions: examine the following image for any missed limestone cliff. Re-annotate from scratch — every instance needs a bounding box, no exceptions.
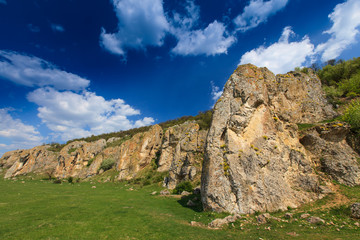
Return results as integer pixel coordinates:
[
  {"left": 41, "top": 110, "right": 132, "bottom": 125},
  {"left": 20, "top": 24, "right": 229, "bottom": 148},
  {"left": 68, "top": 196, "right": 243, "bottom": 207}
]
[
  {"left": 54, "top": 139, "right": 107, "bottom": 178},
  {"left": 201, "top": 64, "right": 338, "bottom": 214},
  {"left": 3, "top": 146, "right": 58, "bottom": 178},
  {"left": 158, "top": 121, "right": 206, "bottom": 189},
  {"left": 116, "top": 124, "right": 163, "bottom": 180}
]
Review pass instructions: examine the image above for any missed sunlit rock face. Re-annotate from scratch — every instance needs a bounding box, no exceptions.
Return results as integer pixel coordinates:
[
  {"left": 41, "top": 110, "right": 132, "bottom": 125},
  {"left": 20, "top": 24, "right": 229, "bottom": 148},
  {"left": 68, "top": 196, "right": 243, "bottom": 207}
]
[{"left": 201, "top": 64, "right": 337, "bottom": 214}]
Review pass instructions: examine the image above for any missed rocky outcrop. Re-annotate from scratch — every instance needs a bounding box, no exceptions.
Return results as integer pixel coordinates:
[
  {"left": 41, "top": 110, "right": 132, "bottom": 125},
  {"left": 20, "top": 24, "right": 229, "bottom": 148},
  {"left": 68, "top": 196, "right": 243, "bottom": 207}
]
[
  {"left": 0, "top": 149, "right": 25, "bottom": 169},
  {"left": 54, "top": 139, "right": 107, "bottom": 178},
  {"left": 116, "top": 125, "right": 163, "bottom": 180},
  {"left": 3, "top": 146, "right": 58, "bottom": 178},
  {"left": 270, "top": 70, "right": 337, "bottom": 123},
  {"left": 300, "top": 122, "right": 360, "bottom": 186},
  {"left": 201, "top": 64, "right": 324, "bottom": 214},
  {"left": 158, "top": 121, "right": 206, "bottom": 189},
  {"left": 2, "top": 63, "right": 359, "bottom": 218}
]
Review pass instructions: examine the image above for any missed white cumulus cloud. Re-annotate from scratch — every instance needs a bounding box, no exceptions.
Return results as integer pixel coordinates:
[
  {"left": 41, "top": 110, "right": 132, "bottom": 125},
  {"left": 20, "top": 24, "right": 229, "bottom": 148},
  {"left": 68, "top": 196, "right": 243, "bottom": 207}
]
[
  {"left": 0, "top": 109, "right": 43, "bottom": 155},
  {"left": 27, "top": 88, "right": 154, "bottom": 141},
  {"left": 316, "top": 0, "right": 360, "bottom": 61},
  {"left": 171, "top": 20, "right": 236, "bottom": 56},
  {"left": 170, "top": 1, "right": 236, "bottom": 56},
  {"left": 234, "top": 0, "right": 288, "bottom": 32},
  {"left": 0, "top": 50, "right": 90, "bottom": 90},
  {"left": 239, "top": 26, "right": 314, "bottom": 74},
  {"left": 100, "top": 0, "right": 169, "bottom": 57}
]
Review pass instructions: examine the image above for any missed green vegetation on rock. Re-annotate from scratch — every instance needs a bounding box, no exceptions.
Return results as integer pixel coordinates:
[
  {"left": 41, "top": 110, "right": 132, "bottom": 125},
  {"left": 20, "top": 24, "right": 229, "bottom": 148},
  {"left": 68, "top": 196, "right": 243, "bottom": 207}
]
[
  {"left": 173, "top": 181, "right": 193, "bottom": 194},
  {"left": 342, "top": 100, "right": 360, "bottom": 131},
  {"left": 99, "top": 158, "right": 115, "bottom": 171},
  {"left": 318, "top": 57, "right": 360, "bottom": 100}
]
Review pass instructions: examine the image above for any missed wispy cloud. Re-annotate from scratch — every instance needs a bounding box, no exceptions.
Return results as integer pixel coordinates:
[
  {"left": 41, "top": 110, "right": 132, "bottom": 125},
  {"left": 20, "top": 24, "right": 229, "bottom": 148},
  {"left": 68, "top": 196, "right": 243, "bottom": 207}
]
[
  {"left": 27, "top": 24, "right": 40, "bottom": 33},
  {"left": 239, "top": 26, "right": 314, "bottom": 74},
  {"left": 234, "top": 0, "right": 288, "bottom": 32},
  {"left": 27, "top": 87, "right": 154, "bottom": 141},
  {"left": 100, "top": 0, "right": 169, "bottom": 58},
  {"left": 0, "top": 0, "right": 7, "bottom": 5},
  {"left": 0, "top": 50, "right": 90, "bottom": 90},
  {"left": 50, "top": 23, "right": 65, "bottom": 33},
  {"left": 316, "top": 0, "right": 360, "bottom": 61}
]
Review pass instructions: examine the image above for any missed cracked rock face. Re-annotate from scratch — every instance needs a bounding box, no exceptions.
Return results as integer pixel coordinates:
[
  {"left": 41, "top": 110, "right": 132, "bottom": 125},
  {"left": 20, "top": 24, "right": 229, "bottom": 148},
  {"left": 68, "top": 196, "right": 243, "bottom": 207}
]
[
  {"left": 3, "top": 146, "right": 58, "bottom": 179},
  {"left": 158, "top": 121, "right": 206, "bottom": 189},
  {"left": 300, "top": 123, "right": 360, "bottom": 186},
  {"left": 116, "top": 124, "right": 163, "bottom": 180},
  {"left": 201, "top": 64, "right": 324, "bottom": 214},
  {"left": 54, "top": 139, "right": 107, "bottom": 178}
]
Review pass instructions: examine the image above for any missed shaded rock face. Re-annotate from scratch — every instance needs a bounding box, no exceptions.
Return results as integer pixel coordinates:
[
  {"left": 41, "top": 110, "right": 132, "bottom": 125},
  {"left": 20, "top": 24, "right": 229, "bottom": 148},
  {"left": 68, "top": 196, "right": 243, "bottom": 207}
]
[
  {"left": 201, "top": 64, "right": 323, "bottom": 214},
  {"left": 54, "top": 139, "right": 107, "bottom": 178},
  {"left": 116, "top": 125, "right": 163, "bottom": 180},
  {"left": 3, "top": 146, "right": 58, "bottom": 178},
  {"left": 300, "top": 123, "right": 360, "bottom": 186},
  {"left": 158, "top": 121, "right": 206, "bottom": 189}
]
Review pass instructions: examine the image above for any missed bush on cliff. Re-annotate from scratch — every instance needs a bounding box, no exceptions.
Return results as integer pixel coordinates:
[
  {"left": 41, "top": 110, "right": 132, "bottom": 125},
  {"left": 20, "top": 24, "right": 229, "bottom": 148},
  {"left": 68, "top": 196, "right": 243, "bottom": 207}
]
[
  {"left": 343, "top": 100, "right": 360, "bottom": 131},
  {"left": 99, "top": 158, "right": 115, "bottom": 171}
]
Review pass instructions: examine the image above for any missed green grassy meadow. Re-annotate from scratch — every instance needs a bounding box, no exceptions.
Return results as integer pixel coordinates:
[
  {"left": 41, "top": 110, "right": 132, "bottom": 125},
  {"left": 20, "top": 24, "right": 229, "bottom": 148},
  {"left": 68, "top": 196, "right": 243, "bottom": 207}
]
[{"left": 0, "top": 176, "right": 359, "bottom": 240}]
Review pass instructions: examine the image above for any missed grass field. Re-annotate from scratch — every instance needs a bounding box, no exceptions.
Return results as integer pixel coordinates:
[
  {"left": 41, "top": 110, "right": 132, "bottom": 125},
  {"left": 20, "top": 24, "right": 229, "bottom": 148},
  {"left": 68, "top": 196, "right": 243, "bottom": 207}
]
[{"left": 0, "top": 176, "right": 359, "bottom": 240}]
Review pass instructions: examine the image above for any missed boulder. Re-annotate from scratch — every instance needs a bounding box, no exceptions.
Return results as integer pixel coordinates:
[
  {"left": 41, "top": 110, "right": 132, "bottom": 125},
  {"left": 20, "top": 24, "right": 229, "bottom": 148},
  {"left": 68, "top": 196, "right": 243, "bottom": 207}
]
[
  {"left": 201, "top": 64, "right": 322, "bottom": 214},
  {"left": 257, "top": 213, "right": 271, "bottom": 224},
  {"left": 351, "top": 203, "right": 360, "bottom": 219},
  {"left": 284, "top": 213, "right": 293, "bottom": 219},
  {"left": 190, "top": 221, "right": 204, "bottom": 227},
  {"left": 208, "top": 214, "right": 241, "bottom": 228},
  {"left": 181, "top": 191, "right": 191, "bottom": 196},
  {"left": 307, "top": 216, "right": 325, "bottom": 224},
  {"left": 300, "top": 213, "right": 311, "bottom": 219},
  {"left": 160, "top": 189, "right": 170, "bottom": 195}
]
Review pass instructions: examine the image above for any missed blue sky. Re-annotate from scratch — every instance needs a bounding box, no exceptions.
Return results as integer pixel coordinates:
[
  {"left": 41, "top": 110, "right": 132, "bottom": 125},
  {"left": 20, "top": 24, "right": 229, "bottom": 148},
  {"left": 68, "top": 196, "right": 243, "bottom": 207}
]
[{"left": 0, "top": 0, "right": 360, "bottom": 155}]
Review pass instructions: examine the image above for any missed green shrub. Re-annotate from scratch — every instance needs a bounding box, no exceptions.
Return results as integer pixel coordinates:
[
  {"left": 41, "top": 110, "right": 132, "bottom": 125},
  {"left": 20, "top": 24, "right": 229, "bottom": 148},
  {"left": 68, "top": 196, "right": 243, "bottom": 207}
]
[
  {"left": 323, "top": 85, "right": 343, "bottom": 99},
  {"left": 99, "top": 158, "right": 115, "bottom": 171},
  {"left": 68, "top": 148, "right": 77, "bottom": 154},
  {"left": 47, "top": 143, "right": 65, "bottom": 152},
  {"left": 53, "top": 179, "right": 62, "bottom": 184},
  {"left": 67, "top": 176, "right": 73, "bottom": 184},
  {"left": 173, "top": 181, "right": 193, "bottom": 194},
  {"left": 338, "top": 71, "right": 360, "bottom": 97},
  {"left": 342, "top": 100, "right": 360, "bottom": 131},
  {"left": 87, "top": 158, "right": 95, "bottom": 167}
]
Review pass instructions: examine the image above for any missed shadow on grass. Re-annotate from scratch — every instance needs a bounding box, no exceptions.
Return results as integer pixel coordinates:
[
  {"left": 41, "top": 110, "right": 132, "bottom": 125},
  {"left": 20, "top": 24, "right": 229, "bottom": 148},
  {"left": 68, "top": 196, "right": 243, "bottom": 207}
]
[{"left": 177, "top": 193, "right": 203, "bottom": 213}]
